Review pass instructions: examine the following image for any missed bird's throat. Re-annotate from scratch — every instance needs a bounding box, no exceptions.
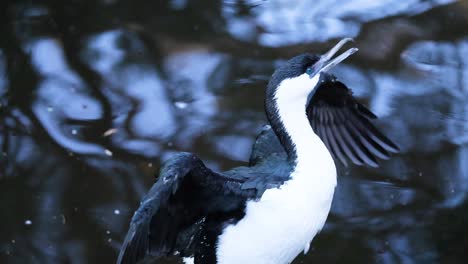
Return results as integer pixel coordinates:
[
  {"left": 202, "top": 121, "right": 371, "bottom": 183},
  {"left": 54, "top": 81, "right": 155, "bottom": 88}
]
[{"left": 266, "top": 77, "right": 325, "bottom": 165}]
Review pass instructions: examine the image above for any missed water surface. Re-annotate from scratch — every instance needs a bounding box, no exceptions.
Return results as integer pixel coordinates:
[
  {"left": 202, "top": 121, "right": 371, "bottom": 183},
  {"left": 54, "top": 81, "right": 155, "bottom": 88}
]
[{"left": 1, "top": 0, "right": 468, "bottom": 263}]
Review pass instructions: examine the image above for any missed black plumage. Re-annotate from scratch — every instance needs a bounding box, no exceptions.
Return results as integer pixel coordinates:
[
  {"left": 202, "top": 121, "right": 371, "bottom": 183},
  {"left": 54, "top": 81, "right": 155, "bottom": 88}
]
[{"left": 307, "top": 73, "right": 399, "bottom": 167}]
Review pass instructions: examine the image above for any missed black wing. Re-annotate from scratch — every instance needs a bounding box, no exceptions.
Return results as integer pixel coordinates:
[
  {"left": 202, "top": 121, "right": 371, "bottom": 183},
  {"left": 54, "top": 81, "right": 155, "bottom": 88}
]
[
  {"left": 249, "top": 125, "right": 286, "bottom": 166},
  {"left": 117, "top": 153, "right": 254, "bottom": 264},
  {"left": 306, "top": 74, "right": 399, "bottom": 167}
]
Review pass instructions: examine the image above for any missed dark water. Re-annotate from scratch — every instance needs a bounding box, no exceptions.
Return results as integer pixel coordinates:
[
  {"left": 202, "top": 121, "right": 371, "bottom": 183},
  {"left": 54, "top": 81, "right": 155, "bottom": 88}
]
[{"left": 1, "top": 0, "right": 468, "bottom": 263}]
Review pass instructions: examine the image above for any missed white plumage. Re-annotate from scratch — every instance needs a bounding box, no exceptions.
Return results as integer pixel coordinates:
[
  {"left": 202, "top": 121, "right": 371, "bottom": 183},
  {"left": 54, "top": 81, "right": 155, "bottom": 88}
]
[{"left": 216, "top": 74, "right": 337, "bottom": 264}]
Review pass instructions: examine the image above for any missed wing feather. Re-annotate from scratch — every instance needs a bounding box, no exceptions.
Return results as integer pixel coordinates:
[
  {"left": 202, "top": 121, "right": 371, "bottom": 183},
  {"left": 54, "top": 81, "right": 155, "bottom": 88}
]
[
  {"left": 332, "top": 107, "right": 379, "bottom": 167},
  {"left": 117, "top": 153, "right": 250, "bottom": 264},
  {"left": 306, "top": 75, "right": 399, "bottom": 167}
]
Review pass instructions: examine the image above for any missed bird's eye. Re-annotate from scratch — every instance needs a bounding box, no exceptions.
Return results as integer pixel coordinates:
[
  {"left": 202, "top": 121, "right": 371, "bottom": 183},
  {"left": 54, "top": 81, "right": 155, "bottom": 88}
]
[{"left": 306, "top": 67, "right": 313, "bottom": 75}]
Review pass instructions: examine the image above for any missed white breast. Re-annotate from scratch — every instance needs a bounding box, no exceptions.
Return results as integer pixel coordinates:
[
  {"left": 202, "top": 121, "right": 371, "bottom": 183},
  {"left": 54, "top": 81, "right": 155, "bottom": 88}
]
[
  {"left": 216, "top": 74, "right": 337, "bottom": 264},
  {"left": 216, "top": 163, "right": 336, "bottom": 264}
]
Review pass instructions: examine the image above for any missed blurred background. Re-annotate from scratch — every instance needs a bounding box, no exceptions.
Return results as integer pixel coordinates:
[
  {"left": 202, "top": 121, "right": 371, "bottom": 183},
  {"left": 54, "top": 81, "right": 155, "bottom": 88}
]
[{"left": 1, "top": 0, "right": 468, "bottom": 263}]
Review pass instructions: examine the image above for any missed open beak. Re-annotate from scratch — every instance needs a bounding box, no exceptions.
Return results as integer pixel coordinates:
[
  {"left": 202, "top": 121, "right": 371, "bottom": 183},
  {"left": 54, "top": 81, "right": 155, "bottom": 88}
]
[{"left": 309, "top": 38, "right": 358, "bottom": 77}]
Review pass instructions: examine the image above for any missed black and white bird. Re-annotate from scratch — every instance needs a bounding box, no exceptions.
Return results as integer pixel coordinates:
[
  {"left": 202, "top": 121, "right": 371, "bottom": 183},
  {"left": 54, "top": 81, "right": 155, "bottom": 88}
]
[{"left": 117, "top": 38, "right": 399, "bottom": 264}]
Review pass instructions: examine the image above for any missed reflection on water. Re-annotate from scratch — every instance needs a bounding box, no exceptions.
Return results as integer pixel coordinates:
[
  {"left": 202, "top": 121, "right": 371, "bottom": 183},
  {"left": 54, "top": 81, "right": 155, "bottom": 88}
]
[
  {"left": 224, "top": 0, "right": 457, "bottom": 46},
  {"left": 1, "top": 0, "right": 468, "bottom": 263}
]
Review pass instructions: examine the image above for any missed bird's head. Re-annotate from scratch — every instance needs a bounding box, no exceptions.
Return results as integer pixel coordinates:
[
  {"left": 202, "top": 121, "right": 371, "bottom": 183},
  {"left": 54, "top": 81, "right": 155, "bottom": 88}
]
[{"left": 267, "top": 38, "right": 358, "bottom": 105}]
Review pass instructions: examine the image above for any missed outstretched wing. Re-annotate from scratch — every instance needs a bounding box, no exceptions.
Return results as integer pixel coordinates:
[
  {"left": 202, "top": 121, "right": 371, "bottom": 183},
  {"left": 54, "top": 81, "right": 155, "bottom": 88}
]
[
  {"left": 117, "top": 153, "right": 253, "bottom": 264},
  {"left": 306, "top": 74, "right": 399, "bottom": 167}
]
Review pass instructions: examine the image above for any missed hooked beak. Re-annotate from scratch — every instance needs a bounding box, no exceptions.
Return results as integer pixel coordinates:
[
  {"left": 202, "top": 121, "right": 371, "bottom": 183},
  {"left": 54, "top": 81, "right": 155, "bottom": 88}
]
[{"left": 309, "top": 38, "right": 358, "bottom": 77}]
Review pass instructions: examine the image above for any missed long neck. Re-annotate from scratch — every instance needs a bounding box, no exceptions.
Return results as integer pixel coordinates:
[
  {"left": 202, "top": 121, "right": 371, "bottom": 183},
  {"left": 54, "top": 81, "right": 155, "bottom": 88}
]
[{"left": 266, "top": 80, "right": 330, "bottom": 168}]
